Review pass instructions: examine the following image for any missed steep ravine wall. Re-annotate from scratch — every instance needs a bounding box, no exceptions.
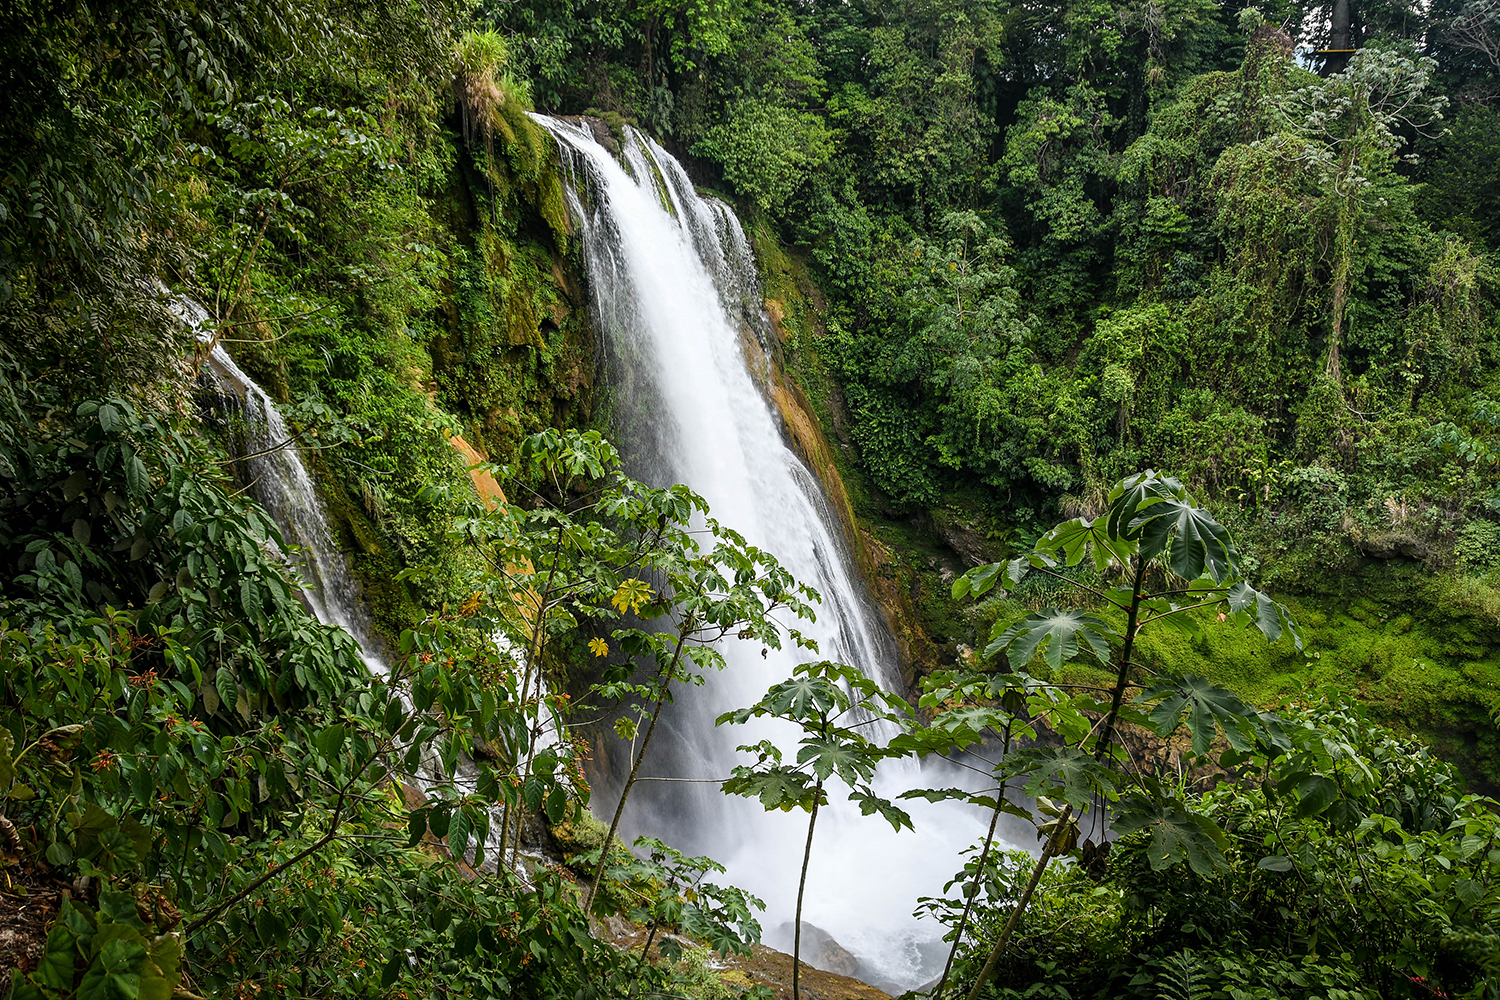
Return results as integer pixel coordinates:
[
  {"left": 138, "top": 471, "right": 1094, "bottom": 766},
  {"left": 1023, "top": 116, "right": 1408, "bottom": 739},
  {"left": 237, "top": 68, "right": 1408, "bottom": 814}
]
[
  {"left": 214, "top": 113, "right": 600, "bottom": 653},
  {"left": 738, "top": 218, "right": 1500, "bottom": 789},
  {"left": 743, "top": 222, "right": 947, "bottom": 687}
]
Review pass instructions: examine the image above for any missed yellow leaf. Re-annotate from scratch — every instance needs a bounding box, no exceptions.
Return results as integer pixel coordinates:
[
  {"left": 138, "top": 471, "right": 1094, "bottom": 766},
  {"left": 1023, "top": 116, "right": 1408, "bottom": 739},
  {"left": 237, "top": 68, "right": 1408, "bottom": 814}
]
[
  {"left": 588, "top": 637, "right": 609, "bottom": 657},
  {"left": 610, "top": 578, "right": 654, "bottom": 616}
]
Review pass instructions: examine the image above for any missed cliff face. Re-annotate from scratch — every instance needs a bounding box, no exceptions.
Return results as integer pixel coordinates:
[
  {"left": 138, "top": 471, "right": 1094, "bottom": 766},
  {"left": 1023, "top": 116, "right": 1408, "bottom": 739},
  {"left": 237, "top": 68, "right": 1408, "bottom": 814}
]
[{"left": 741, "top": 220, "right": 948, "bottom": 688}]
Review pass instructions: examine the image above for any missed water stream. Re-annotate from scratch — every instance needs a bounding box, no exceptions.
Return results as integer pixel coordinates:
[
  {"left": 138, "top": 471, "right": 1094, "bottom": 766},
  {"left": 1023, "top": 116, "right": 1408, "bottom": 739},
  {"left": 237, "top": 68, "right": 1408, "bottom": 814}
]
[
  {"left": 539, "top": 117, "right": 1005, "bottom": 992},
  {"left": 182, "top": 297, "right": 387, "bottom": 675}
]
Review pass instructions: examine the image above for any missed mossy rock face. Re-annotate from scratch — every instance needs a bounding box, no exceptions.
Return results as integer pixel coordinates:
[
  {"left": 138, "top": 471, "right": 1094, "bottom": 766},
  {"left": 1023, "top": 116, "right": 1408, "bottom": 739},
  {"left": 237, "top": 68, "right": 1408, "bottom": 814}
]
[
  {"left": 549, "top": 809, "right": 611, "bottom": 861},
  {"left": 1130, "top": 567, "right": 1500, "bottom": 791}
]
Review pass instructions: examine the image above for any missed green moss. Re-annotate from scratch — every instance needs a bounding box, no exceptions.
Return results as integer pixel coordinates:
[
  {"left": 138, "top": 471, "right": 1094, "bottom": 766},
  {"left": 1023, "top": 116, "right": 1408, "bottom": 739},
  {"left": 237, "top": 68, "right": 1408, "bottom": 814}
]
[{"left": 1129, "top": 572, "right": 1500, "bottom": 790}]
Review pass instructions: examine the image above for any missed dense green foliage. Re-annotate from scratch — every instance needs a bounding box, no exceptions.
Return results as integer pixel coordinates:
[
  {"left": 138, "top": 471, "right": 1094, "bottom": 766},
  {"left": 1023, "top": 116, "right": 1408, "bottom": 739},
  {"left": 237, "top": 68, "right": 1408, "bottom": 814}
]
[
  {"left": 478, "top": 0, "right": 1500, "bottom": 783},
  {"left": 933, "top": 704, "right": 1500, "bottom": 999},
  {"left": 0, "top": 2, "right": 780, "bottom": 995},
  {"left": 912, "top": 471, "right": 1500, "bottom": 998},
  {"left": 6, "top": 0, "right": 1500, "bottom": 997},
  {"left": 490, "top": 0, "right": 1499, "bottom": 517}
]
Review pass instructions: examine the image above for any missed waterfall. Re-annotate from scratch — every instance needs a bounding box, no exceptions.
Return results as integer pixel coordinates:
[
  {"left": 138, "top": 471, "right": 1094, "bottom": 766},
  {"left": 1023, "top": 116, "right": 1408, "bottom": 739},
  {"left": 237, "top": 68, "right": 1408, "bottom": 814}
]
[
  {"left": 185, "top": 302, "right": 556, "bottom": 869},
  {"left": 538, "top": 117, "right": 1002, "bottom": 992},
  {"left": 182, "top": 298, "right": 386, "bottom": 674}
]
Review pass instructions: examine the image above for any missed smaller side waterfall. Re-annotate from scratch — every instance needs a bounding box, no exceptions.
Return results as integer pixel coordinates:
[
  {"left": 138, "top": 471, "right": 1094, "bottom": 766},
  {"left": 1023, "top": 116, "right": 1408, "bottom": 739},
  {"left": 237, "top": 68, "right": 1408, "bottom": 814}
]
[
  {"left": 186, "top": 317, "right": 382, "bottom": 671},
  {"left": 182, "top": 300, "right": 562, "bottom": 871}
]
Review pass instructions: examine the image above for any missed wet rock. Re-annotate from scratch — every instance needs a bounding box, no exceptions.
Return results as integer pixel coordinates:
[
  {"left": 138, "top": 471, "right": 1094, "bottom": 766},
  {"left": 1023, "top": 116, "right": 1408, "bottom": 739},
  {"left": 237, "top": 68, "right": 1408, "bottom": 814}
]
[
  {"left": 930, "top": 508, "right": 1000, "bottom": 568},
  {"left": 1359, "top": 532, "right": 1430, "bottom": 561},
  {"left": 779, "top": 921, "right": 861, "bottom": 978}
]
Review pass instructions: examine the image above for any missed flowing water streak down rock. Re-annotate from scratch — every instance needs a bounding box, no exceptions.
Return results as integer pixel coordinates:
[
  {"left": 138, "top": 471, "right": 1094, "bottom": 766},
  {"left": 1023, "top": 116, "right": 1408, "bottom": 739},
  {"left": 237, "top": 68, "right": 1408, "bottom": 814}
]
[
  {"left": 183, "top": 297, "right": 551, "bottom": 867},
  {"left": 536, "top": 116, "right": 999, "bottom": 992}
]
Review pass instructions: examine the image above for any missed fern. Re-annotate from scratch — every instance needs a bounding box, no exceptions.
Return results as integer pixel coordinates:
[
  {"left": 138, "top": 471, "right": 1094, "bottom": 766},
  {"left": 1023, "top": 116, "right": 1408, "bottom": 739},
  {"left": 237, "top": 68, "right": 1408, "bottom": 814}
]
[{"left": 1156, "top": 950, "right": 1213, "bottom": 1000}]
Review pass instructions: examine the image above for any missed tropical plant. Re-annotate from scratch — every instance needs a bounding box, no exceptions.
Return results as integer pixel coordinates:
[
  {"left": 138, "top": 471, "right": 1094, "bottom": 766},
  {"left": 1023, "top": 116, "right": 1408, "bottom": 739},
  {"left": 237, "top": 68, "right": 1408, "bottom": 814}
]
[
  {"left": 449, "top": 427, "right": 819, "bottom": 907},
  {"left": 939, "top": 469, "right": 1301, "bottom": 1000},
  {"left": 932, "top": 702, "right": 1500, "bottom": 998},
  {"left": 596, "top": 834, "right": 764, "bottom": 970},
  {"left": 718, "top": 660, "right": 914, "bottom": 1000}
]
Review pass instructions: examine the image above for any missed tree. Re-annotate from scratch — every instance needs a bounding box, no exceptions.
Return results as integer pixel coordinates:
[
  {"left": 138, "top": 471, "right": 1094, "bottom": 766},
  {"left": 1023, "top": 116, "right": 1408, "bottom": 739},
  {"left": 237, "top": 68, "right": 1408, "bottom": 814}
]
[
  {"left": 452, "top": 428, "right": 818, "bottom": 901},
  {"left": 929, "top": 702, "right": 1500, "bottom": 996},
  {"left": 943, "top": 470, "right": 1301, "bottom": 1000},
  {"left": 718, "top": 660, "right": 914, "bottom": 1000},
  {"left": 903, "top": 669, "right": 1036, "bottom": 999},
  {"left": 1259, "top": 44, "right": 1447, "bottom": 385},
  {"left": 1450, "top": 0, "right": 1500, "bottom": 72},
  {"left": 596, "top": 834, "right": 764, "bottom": 974}
]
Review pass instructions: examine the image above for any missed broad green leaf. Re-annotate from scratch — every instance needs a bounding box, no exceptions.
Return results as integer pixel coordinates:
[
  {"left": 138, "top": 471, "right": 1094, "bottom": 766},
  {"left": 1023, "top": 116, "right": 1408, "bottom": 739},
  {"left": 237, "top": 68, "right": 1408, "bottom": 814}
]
[
  {"left": 1105, "top": 471, "right": 1169, "bottom": 541},
  {"left": 381, "top": 948, "right": 404, "bottom": 987},
  {"left": 1105, "top": 471, "right": 1235, "bottom": 581},
  {"left": 1226, "top": 582, "right": 1304, "bottom": 651},
  {"left": 1256, "top": 855, "right": 1294, "bottom": 872},
  {"left": 1037, "top": 517, "right": 1136, "bottom": 572},
  {"left": 1134, "top": 499, "right": 1235, "bottom": 582},
  {"left": 141, "top": 933, "right": 182, "bottom": 1000},
  {"left": 1140, "top": 675, "right": 1256, "bottom": 755},
  {"left": 214, "top": 669, "right": 236, "bottom": 718},
  {"left": 545, "top": 784, "right": 566, "bottom": 825},
  {"left": 448, "top": 807, "right": 472, "bottom": 859},
  {"left": 796, "top": 737, "right": 873, "bottom": 785},
  {"left": 952, "top": 561, "right": 1001, "bottom": 599},
  {"left": 316, "top": 724, "right": 346, "bottom": 760},
  {"left": 406, "top": 808, "right": 427, "bottom": 847},
  {"left": 849, "top": 786, "right": 913, "bottom": 832},
  {"left": 762, "top": 673, "right": 844, "bottom": 721},
  {"left": 382, "top": 698, "right": 405, "bottom": 734},
  {"left": 1113, "top": 796, "right": 1229, "bottom": 875},
  {"left": 986, "top": 610, "right": 1112, "bottom": 669},
  {"left": 721, "top": 766, "right": 818, "bottom": 813},
  {"left": 1295, "top": 774, "right": 1339, "bottom": 817},
  {"left": 125, "top": 453, "right": 149, "bottom": 496},
  {"left": 1455, "top": 879, "right": 1484, "bottom": 906},
  {"left": 1003, "top": 747, "right": 1117, "bottom": 810},
  {"left": 453, "top": 920, "right": 479, "bottom": 959}
]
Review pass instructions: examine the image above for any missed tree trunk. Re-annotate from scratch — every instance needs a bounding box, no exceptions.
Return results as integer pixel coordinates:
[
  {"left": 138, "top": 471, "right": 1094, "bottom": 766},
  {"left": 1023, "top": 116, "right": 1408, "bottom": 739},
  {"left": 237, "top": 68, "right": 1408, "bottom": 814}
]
[
  {"left": 587, "top": 635, "right": 688, "bottom": 910},
  {"left": 964, "top": 557, "right": 1148, "bottom": 999},
  {"left": 793, "top": 778, "right": 823, "bottom": 1000},
  {"left": 1326, "top": 188, "right": 1356, "bottom": 387},
  {"left": 962, "top": 816, "right": 1071, "bottom": 1000},
  {"left": 935, "top": 726, "right": 1012, "bottom": 999}
]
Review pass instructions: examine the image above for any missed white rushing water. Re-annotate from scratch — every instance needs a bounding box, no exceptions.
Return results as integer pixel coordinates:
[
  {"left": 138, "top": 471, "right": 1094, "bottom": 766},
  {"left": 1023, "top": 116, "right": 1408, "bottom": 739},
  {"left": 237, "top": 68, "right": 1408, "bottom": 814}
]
[
  {"left": 539, "top": 117, "right": 1004, "bottom": 992},
  {"left": 182, "top": 298, "right": 386, "bottom": 674}
]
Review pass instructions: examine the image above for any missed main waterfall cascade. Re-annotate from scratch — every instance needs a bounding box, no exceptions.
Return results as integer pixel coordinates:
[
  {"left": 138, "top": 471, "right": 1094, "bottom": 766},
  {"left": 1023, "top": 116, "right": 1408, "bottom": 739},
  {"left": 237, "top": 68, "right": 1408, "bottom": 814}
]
[{"left": 539, "top": 116, "right": 1005, "bottom": 991}]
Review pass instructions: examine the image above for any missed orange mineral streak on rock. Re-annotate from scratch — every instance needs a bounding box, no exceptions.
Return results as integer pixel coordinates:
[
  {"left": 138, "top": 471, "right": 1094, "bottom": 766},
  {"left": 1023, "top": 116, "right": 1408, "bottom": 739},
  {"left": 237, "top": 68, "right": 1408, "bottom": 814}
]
[
  {"left": 448, "top": 435, "right": 542, "bottom": 627},
  {"left": 766, "top": 382, "right": 935, "bottom": 683},
  {"left": 449, "top": 434, "right": 507, "bottom": 508}
]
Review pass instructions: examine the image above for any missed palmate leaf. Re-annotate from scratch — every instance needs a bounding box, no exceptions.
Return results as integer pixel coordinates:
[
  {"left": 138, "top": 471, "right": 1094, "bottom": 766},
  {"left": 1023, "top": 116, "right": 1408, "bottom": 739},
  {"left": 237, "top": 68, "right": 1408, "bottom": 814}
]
[
  {"left": 849, "top": 785, "right": 913, "bottom": 832},
  {"left": 796, "top": 737, "right": 877, "bottom": 786},
  {"left": 1001, "top": 747, "right": 1118, "bottom": 811},
  {"left": 926, "top": 704, "right": 1015, "bottom": 740},
  {"left": 1036, "top": 516, "right": 1138, "bottom": 573},
  {"left": 720, "top": 765, "right": 820, "bottom": 813},
  {"left": 1140, "top": 675, "right": 1257, "bottom": 756},
  {"left": 761, "top": 673, "right": 845, "bottom": 721},
  {"left": 985, "top": 609, "right": 1112, "bottom": 669},
  {"left": 1226, "top": 582, "right": 1304, "bottom": 650},
  {"left": 1113, "top": 795, "right": 1230, "bottom": 876},
  {"left": 1107, "top": 471, "right": 1236, "bottom": 582}
]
